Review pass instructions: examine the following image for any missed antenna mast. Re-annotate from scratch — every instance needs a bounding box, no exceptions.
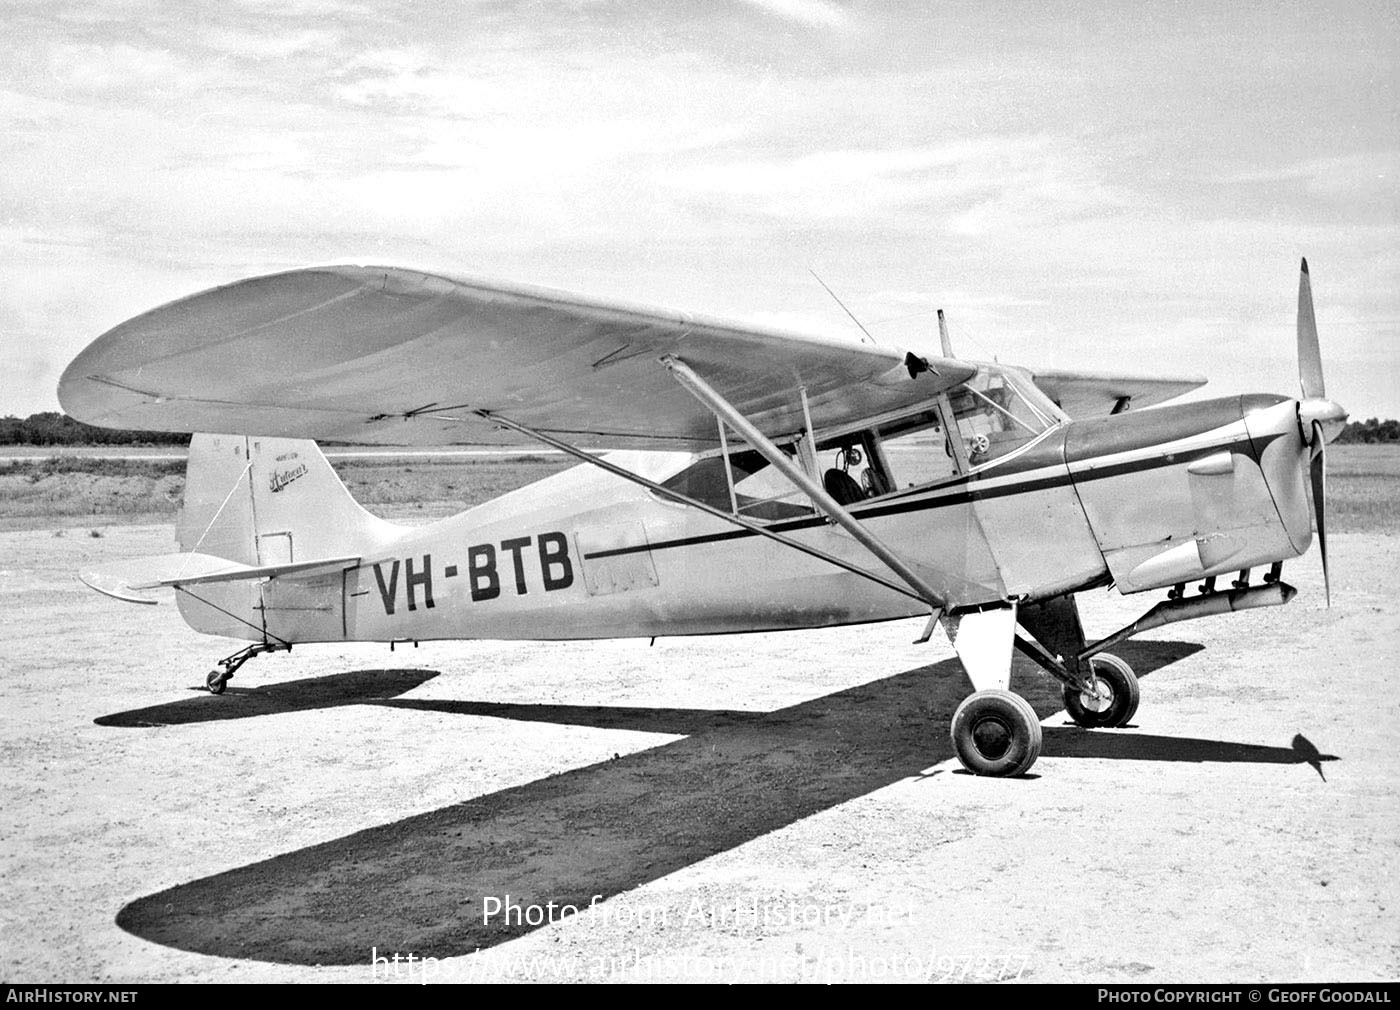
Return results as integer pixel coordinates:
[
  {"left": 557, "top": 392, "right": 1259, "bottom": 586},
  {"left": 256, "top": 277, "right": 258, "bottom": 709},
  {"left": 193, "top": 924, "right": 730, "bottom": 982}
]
[{"left": 809, "top": 269, "right": 876, "bottom": 345}]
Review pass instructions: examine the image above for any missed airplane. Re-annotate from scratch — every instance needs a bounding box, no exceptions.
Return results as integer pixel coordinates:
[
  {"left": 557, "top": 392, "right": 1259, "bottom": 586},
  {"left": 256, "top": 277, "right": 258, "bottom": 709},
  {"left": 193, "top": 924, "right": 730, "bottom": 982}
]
[{"left": 57, "top": 259, "right": 1346, "bottom": 777}]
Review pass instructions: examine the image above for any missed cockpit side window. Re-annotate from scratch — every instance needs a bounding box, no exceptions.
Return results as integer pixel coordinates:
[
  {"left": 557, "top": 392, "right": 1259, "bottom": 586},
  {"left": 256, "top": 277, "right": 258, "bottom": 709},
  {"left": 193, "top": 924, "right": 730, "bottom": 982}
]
[
  {"left": 874, "top": 412, "right": 960, "bottom": 492},
  {"left": 810, "top": 412, "right": 959, "bottom": 501},
  {"left": 813, "top": 431, "right": 884, "bottom": 502},
  {"left": 658, "top": 378, "right": 1054, "bottom": 520}
]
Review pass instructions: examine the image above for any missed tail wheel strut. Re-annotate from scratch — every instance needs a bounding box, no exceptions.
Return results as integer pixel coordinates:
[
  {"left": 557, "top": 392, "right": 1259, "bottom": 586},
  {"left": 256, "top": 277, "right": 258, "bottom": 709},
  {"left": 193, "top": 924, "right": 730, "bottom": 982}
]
[{"left": 205, "top": 641, "right": 289, "bottom": 695}]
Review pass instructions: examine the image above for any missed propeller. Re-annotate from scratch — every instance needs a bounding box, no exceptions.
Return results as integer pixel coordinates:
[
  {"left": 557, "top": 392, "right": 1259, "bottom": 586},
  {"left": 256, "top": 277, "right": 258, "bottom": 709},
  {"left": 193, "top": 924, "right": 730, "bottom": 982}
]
[{"left": 1294, "top": 258, "right": 1346, "bottom": 606}]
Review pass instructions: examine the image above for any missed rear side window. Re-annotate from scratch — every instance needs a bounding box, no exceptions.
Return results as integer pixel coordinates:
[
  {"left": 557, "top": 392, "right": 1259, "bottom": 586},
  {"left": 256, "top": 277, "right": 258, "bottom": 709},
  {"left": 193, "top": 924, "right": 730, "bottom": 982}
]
[{"left": 658, "top": 448, "right": 814, "bottom": 521}]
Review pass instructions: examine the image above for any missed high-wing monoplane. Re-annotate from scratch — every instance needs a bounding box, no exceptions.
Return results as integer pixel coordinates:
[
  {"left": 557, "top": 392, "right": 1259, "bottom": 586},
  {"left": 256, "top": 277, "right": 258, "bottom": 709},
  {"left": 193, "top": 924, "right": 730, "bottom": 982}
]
[{"left": 58, "top": 260, "right": 1346, "bottom": 776}]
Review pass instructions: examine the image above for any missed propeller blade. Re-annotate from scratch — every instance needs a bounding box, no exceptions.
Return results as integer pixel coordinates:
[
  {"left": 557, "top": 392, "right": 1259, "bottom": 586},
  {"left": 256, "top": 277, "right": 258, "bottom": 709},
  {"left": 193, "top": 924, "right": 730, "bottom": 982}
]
[
  {"left": 1309, "top": 420, "right": 1330, "bottom": 606},
  {"left": 1298, "top": 258, "right": 1326, "bottom": 400}
]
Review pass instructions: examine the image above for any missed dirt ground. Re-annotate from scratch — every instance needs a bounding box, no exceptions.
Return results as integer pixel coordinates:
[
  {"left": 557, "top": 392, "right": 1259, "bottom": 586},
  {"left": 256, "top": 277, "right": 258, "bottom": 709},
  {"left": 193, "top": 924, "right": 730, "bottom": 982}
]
[{"left": 1, "top": 513, "right": 1397, "bottom": 983}]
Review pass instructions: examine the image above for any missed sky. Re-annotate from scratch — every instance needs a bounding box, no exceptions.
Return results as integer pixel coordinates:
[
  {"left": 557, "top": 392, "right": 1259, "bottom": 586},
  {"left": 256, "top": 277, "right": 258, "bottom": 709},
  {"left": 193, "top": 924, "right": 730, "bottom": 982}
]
[{"left": 2, "top": 0, "right": 1397, "bottom": 421}]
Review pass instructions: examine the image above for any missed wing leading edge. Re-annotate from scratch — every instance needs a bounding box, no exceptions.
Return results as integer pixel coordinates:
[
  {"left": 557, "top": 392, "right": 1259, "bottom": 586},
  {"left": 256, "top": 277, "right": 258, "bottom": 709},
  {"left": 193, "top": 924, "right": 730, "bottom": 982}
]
[
  {"left": 60, "top": 265, "right": 976, "bottom": 450},
  {"left": 1031, "top": 368, "right": 1207, "bottom": 419}
]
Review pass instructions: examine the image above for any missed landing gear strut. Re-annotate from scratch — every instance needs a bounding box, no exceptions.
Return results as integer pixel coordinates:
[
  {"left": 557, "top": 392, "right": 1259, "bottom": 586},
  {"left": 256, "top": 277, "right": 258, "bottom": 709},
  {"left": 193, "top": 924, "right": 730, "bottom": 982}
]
[
  {"left": 947, "top": 570, "right": 1301, "bottom": 776},
  {"left": 944, "top": 597, "right": 1138, "bottom": 777},
  {"left": 204, "top": 642, "right": 289, "bottom": 694}
]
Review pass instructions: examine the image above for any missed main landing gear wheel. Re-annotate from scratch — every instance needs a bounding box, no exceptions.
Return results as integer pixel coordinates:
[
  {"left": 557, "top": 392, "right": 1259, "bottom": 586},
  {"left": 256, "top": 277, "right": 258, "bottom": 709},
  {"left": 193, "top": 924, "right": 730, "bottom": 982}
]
[
  {"left": 950, "top": 689, "right": 1042, "bottom": 777},
  {"left": 1064, "top": 652, "right": 1139, "bottom": 728},
  {"left": 205, "top": 669, "right": 229, "bottom": 695}
]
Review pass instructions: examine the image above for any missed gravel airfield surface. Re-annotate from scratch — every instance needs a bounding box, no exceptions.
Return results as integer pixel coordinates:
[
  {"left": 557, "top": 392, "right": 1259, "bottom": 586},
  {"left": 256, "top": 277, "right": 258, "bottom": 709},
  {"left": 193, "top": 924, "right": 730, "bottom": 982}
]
[{"left": 2, "top": 520, "right": 1397, "bottom": 984}]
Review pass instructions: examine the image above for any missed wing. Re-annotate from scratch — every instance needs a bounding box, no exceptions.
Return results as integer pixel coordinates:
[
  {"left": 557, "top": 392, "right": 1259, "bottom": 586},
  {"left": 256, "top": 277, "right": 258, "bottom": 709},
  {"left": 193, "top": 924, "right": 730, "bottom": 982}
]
[
  {"left": 60, "top": 265, "right": 975, "bottom": 450},
  {"left": 1030, "top": 368, "right": 1207, "bottom": 419}
]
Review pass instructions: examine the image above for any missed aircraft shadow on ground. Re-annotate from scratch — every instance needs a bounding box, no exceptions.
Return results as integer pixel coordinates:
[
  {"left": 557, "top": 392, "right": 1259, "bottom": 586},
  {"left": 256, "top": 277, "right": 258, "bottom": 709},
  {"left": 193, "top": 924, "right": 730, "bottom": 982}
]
[
  {"left": 110, "top": 639, "right": 1325, "bottom": 965},
  {"left": 95, "top": 668, "right": 442, "bottom": 727},
  {"left": 1042, "top": 726, "right": 1337, "bottom": 773}
]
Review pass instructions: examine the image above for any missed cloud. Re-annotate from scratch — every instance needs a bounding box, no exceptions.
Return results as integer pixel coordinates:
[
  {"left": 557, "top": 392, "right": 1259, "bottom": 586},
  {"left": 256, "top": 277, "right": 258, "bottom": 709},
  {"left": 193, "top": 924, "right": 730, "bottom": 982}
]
[
  {"left": 663, "top": 136, "right": 1124, "bottom": 231},
  {"left": 334, "top": 48, "right": 495, "bottom": 114},
  {"left": 1221, "top": 151, "right": 1398, "bottom": 201},
  {"left": 45, "top": 42, "right": 193, "bottom": 95},
  {"left": 198, "top": 26, "right": 342, "bottom": 62},
  {"left": 735, "top": 0, "right": 851, "bottom": 28}
]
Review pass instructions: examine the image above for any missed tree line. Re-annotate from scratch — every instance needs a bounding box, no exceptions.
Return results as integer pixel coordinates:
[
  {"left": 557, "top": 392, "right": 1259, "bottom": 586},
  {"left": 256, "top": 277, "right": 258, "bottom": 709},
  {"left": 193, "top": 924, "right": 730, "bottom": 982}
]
[
  {"left": 1338, "top": 417, "right": 1400, "bottom": 443},
  {"left": 0, "top": 412, "right": 189, "bottom": 446},
  {"left": 1, "top": 410, "right": 1397, "bottom": 446}
]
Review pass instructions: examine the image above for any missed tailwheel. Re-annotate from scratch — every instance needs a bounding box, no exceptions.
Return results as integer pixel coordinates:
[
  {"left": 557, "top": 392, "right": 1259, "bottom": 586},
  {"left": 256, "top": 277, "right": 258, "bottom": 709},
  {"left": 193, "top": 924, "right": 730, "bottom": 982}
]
[
  {"left": 1064, "top": 653, "right": 1139, "bottom": 728},
  {"left": 950, "top": 689, "right": 1042, "bottom": 777},
  {"left": 202, "top": 641, "right": 287, "bottom": 695}
]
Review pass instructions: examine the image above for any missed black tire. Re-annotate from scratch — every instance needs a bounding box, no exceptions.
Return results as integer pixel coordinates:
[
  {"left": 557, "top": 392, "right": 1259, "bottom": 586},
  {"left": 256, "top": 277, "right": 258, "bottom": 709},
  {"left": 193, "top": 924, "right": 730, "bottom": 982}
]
[
  {"left": 206, "top": 669, "right": 227, "bottom": 695},
  {"left": 950, "top": 689, "right": 1042, "bottom": 777},
  {"left": 1063, "top": 653, "right": 1139, "bottom": 728}
]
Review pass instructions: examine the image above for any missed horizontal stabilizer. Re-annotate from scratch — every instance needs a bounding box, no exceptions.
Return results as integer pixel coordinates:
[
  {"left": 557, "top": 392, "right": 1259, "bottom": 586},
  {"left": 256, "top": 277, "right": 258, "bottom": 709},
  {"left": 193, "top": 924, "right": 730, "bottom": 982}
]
[{"left": 80, "top": 552, "right": 359, "bottom": 605}]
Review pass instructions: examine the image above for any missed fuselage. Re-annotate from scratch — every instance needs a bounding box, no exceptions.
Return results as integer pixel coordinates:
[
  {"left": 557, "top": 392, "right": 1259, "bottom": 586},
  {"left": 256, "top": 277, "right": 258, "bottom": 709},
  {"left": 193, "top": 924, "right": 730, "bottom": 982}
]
[{"left": 235, "top": 389, "right": 1314, "bottom": 646}]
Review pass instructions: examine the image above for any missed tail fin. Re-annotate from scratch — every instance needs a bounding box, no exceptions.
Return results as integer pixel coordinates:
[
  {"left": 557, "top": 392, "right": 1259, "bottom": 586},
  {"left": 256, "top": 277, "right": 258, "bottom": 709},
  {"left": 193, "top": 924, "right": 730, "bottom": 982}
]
[
  {"left": 178, "top": 434, "right": 397, "bottom": 564},
  {"left": 172, "top": 434, "right": 401, "bottom": 640}
]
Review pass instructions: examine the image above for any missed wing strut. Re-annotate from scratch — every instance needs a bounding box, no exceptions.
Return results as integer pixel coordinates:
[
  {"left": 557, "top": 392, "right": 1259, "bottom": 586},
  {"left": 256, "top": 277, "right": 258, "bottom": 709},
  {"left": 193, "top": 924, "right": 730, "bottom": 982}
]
[
  {"left": 472, "top": 410, "right": 928, "bottom": 604},
  {"left": 662, "top": 356, "right": 948, "bottom": 612}
]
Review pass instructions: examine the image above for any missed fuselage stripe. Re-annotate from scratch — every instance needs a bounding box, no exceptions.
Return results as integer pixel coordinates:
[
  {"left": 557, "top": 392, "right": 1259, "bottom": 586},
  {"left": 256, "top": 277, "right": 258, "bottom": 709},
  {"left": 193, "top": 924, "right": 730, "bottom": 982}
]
[{"left": 581, "top": 431, "right": 1276, "bottom": 563}]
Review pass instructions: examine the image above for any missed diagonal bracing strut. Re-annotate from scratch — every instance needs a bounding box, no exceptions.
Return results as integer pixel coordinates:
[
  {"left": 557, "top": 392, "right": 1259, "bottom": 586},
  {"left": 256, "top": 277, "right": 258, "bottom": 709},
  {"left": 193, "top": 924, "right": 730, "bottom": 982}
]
[{"left": 662, "top": 356, "right": 948, "bottom": 612}]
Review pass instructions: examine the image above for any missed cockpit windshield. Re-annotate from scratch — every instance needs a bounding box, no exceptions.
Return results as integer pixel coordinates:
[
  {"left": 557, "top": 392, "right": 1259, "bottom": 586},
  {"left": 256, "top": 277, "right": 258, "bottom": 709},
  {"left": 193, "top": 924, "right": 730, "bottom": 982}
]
[
  {"left": 945, "top": 369, "right": 1058, "bottom": 468},
  {"left": 654, "top": 366, "right": 1063, "bottom": 521}
]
